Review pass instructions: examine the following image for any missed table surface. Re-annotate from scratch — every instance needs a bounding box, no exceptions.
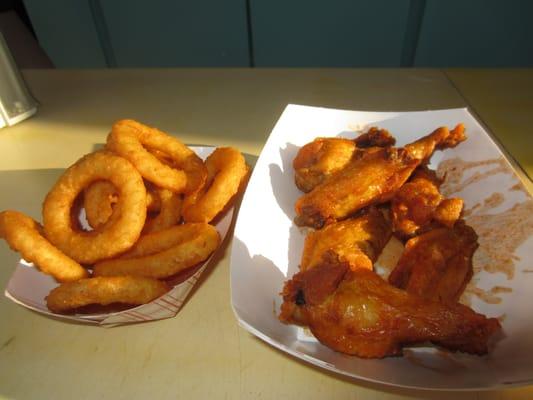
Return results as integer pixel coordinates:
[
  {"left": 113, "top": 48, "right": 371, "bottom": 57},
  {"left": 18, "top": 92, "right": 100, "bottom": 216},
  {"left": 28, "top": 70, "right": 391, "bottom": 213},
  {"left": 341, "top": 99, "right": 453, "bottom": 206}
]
[{"left": 0, "top": 68, "right": 531, "bottom": 399}]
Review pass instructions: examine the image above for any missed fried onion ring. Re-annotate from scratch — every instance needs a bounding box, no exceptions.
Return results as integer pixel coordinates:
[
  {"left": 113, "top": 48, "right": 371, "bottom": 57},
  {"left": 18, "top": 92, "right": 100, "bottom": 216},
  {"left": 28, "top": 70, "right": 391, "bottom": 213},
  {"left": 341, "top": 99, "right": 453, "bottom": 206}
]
[
  {"left": 143, "top": 188, "right": 182, "bottom": 234},
  {"left": 43, "top": 151, "right": 147, "bottom": 264},
  {"left": 107, "top": 119, "right": 207, "bottom": 194},
  {"left": 183, "top": 147, "right": 248, "bottom": 223},
  {"left": 0, "top": 210, "right": 88, "bottom": 282},
  {"left": 93, "top": 223, "right": 220, "bottom": 279},
  {"left": 46, "top": 276, "right": 170, "bottom": 313},
  {"left": 84, "top": 181, "right": 162, "bottom": 230},
  {"left": 120, "top": 223, "right": 213, "bottom": 259},
  {"left": 84, "top": 181, "right": 118, "bottom": 230}
]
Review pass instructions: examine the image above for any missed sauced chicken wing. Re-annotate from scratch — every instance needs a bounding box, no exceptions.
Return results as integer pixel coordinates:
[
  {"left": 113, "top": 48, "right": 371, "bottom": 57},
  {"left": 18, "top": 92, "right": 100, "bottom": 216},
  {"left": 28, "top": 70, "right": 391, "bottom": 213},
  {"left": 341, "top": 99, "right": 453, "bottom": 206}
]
[
  {"left": 391, "top": 166, "right": 463, "bottom": 239},
  {"left": 353, "top": 127, "right": 396, "bottom": 149},
  {"left": 279, "top": 259, "right": 500, "bottom": 358},
  {"left": 404, "top": 123, "right": 466, "bottom": 162},
  {"left": 388, "top": 221, "right": 478, "bottom": 303},
  {"left": 294, "top": 124, "right": 466, "bottom": 229},
  {"left": 293, "top": 128, "right": 395, "bottom": 193},
  {"left": 293, "top": 137, "right": 357, "bottom": 193},
  {"left": 300, "top": 207, "right": 391, "bottom": 272}
]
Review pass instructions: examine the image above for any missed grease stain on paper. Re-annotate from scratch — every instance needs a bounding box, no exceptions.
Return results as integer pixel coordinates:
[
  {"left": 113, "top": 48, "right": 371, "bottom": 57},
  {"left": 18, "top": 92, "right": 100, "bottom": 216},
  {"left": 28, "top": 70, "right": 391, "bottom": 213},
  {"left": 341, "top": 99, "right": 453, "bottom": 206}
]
[{"left": 436, "top": 157, "right": 533, "bottom": 305}]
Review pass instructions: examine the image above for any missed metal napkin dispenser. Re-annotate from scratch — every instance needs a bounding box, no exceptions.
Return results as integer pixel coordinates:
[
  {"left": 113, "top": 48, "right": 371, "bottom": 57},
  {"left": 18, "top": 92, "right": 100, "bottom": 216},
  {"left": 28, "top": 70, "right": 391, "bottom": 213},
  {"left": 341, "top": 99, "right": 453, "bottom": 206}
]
[{"left": 0, "top": 32, "right": 38, "bottom": 128}]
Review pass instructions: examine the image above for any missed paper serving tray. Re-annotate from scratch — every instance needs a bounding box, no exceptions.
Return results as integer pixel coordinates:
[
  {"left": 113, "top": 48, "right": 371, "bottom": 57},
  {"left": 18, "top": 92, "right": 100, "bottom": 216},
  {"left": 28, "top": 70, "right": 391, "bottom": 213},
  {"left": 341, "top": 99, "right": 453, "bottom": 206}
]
[
  {"left": 229, "top": 105, "right": 533, "bottom": 390},
  {"left": 5, "top": 146, "right": 233, "bottom": 326}
]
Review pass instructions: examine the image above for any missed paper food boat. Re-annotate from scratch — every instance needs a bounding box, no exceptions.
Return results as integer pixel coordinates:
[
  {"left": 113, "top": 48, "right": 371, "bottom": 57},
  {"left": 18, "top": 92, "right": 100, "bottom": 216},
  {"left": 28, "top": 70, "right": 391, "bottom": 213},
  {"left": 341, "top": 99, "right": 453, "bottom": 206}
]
[
  {"left": 5, "top": 146, "right": 233, "bottom": 326},
  {"left": 230, "top": 105, "right": 533, "bottom": 390}
]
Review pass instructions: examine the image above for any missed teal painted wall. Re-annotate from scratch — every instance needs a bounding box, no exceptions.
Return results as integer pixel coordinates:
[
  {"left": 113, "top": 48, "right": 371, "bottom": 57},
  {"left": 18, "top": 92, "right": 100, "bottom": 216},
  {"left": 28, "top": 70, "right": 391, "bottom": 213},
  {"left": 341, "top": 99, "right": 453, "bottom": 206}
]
[
  {"left": 99, "top": 0, "right": 249, "bottom": 67},
  {"left": 23, "top": 0, "right": 533, "bottom": 68},
  {"left": 250, "top": 0, "right": 411, "bottom": 67},
  {"left": 414, "top": 0, "right": 533, "bottom": 67},
  {"left": 23, "top": 0, "right": 107, "bottom": 67}
]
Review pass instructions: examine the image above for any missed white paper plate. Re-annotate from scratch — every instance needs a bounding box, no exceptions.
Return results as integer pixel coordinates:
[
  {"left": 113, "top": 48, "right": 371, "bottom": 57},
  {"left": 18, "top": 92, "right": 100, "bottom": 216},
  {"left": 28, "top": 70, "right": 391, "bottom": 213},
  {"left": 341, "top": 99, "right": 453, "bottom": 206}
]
[
  {"left": 230, "top": 105, "right": 533, "bottom": 390},
  {"left": 5, "top": 146, "right": 233, "bottom": 325}
]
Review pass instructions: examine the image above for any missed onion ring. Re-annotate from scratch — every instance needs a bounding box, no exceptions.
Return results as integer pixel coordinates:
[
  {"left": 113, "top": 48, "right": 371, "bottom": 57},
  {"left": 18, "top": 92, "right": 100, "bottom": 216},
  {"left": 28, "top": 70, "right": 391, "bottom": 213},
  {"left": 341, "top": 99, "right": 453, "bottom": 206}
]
[
  {"left": 107, "top": 119, "right": 206, "bottom": 194},
  {"left": 183, "top": 147, "right": 248, "bottom": 223},
  {"left": 0, "top": 210, "right": 88, "bottom": 282},
  {"left": 83, "top": 181, "right": 118, "bottom": 230},
  {"left": 143, "top": 188, "right": 183, "bottom": 234},
  {"left": 120, "top": 223, "right": 214, "bottom": 259},
  {"left": 46, "top": 276, "right": 170, "bottom": 313},
  {"left": 84, "top": 181, "right": 161, "bottom": 230},
  {"left": 43, "top": 151, "right": 147, "bottom": 264},
  {"left": 92, "top": 223, "right": 220, "bottom": 279}
]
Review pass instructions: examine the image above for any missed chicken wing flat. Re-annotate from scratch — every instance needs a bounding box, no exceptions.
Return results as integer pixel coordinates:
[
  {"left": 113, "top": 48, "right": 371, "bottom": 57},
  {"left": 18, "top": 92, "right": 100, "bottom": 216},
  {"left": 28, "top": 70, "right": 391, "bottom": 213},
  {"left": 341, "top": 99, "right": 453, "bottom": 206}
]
[
  {"left": 294, "top": 124, "right": 466, "bottom": 228},
  {"left": 300, "top": 207, "right": 391, "bottom": 272},
  {"left": 391, "top": 166, "right": 464, "bottom": 239},
  {"left": 388, "top": 221, "right": 478, "bottom": 303},
  {"left": 294, "top": 146, "right": 418, "bottom": 228},
  {"left": 279, "top": 259, "right": 500, "bottom": 358},
  {"left": 293, "top": 128, "right": 395, "bottom": 193}
]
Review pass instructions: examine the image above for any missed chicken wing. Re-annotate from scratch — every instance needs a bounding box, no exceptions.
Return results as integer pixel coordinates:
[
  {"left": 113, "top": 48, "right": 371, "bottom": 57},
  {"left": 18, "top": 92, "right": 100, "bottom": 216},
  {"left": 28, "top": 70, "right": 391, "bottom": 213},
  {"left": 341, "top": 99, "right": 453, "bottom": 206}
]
[
  {"left": 279, "top": 259, "right": 500, "bottom": 358},
  {"left": 300, "top": 207, "right": 391, "bottom": 272},
  {"left": 388, "top": 221, "right": 478, "bottom": 303},
  {"left": 294, "top": 124, "right": 466, "bottom": 228},
  {"left": 293, "top": 137, "right": 357, "bottom": 193},
  {"left": 353, "top": 127, "right": 396, "bottom": 148},
  {"left": 293, "top": 128, "right": 395, "bottom": 193},
  {"left": 404, "top": 123, "right": 466, "bottom": 162},
  {"left": 391, "top": 166, "right": 464, "bottom": 239}
]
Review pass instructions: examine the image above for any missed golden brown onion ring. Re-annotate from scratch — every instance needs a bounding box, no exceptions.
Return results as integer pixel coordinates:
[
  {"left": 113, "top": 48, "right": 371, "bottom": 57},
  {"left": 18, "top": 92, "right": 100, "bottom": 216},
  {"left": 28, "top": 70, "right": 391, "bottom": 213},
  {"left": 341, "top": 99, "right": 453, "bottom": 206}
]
[
  {"left": 84, "top": 181, "right": 162, "bottom": 230},
  {"left": 107, "top": 119, "right": 206, "bottom": 194},
  {"left": 46, "top": 276, "right": 169, "bottom": 313},
  {"left": 0, "top": 210, "right": 88, "bottom": 282},
  {"left": 43, "top": 151, "right": 147, "bottom": 264},
  {"left": 120, "top": 223, "right": 214, "bottom": 259},
  {"left": 83, "top": 181, "right": 118, "bottom": 230},
  {"left": 183, "top": 147, "right": 248, "bottom": 223},
  {"left": 93, "top": 223, "right": 220, "bottom": 279},
  {"left": 143, "top": 188, "right": 182, "bottom": 234}
]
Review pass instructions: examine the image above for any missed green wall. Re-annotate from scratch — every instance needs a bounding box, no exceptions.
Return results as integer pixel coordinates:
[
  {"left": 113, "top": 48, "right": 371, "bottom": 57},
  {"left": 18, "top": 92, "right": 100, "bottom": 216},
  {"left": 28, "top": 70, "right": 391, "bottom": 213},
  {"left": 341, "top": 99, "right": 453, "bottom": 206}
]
[{"left": 23, "top": 0, "right": 533, "bottom": 68}]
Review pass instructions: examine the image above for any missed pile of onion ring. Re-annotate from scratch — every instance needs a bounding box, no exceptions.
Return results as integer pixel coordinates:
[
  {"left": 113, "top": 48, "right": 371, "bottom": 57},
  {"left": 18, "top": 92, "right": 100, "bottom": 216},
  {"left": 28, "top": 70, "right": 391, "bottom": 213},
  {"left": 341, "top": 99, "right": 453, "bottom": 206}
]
[{"left": 0, "top": 119, "right": 249, "bottom": 314}]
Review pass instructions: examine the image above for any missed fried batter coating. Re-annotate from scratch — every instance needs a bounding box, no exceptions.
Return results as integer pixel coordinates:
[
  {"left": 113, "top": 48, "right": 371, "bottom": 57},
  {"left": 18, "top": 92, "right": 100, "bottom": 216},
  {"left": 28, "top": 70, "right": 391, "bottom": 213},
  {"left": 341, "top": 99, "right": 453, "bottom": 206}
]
[
  {"left": 84, "top": 181, "right": 118, "bottom": 230},
  {"left": 280, "top": 260, "right": 500, "bottom": 358},
  {"left": 183, "top": 147, "right": 248, "bottom": 223},
  {"left": 93, "top": 223, "right": 220, "bottom": 279},
  {"left": 388, "top": 221, "right": 478, "bottom": 303},
  {"left": 0, "top": 210, "right": 88, "bottom": 282},
  {"left": 107, "top": 119, "right": 207, "bottom": 194},
  {"left": 294, "top": 124, "right": 466, "bottom": 228},
  {"left": 300, "top": 207, "right": 391, "bottom": 272},
  {"left": 293, "top": 128, "right": 396, "bottom": 193},
  {"left": 143, "top": 188, "right": 182, "bottom": 234},
  {"left": 120, "top": 223, "right": 213, "bottom": 259},
  {"left": 43, "top": 151, "right": 147, "bottom": 264},
  {"left": 84, "top": 180, "right": 172, "bottom": 232},
  {"left": 391, "top": 166, "right": 463, "bottom": 238},
  {"left": 46, "top": 276, "right": 170, "bottom": 313}
]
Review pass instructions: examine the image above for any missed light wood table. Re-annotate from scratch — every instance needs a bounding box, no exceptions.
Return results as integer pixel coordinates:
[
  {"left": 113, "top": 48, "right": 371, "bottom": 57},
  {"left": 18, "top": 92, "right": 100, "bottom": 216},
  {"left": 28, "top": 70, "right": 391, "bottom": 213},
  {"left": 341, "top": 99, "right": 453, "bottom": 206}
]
[
  {"left": 445, "top": 68, "right": 533, "bottom": 183},
  {"left": 0, "top": 69, "right": 531, "bottom": 399}
]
